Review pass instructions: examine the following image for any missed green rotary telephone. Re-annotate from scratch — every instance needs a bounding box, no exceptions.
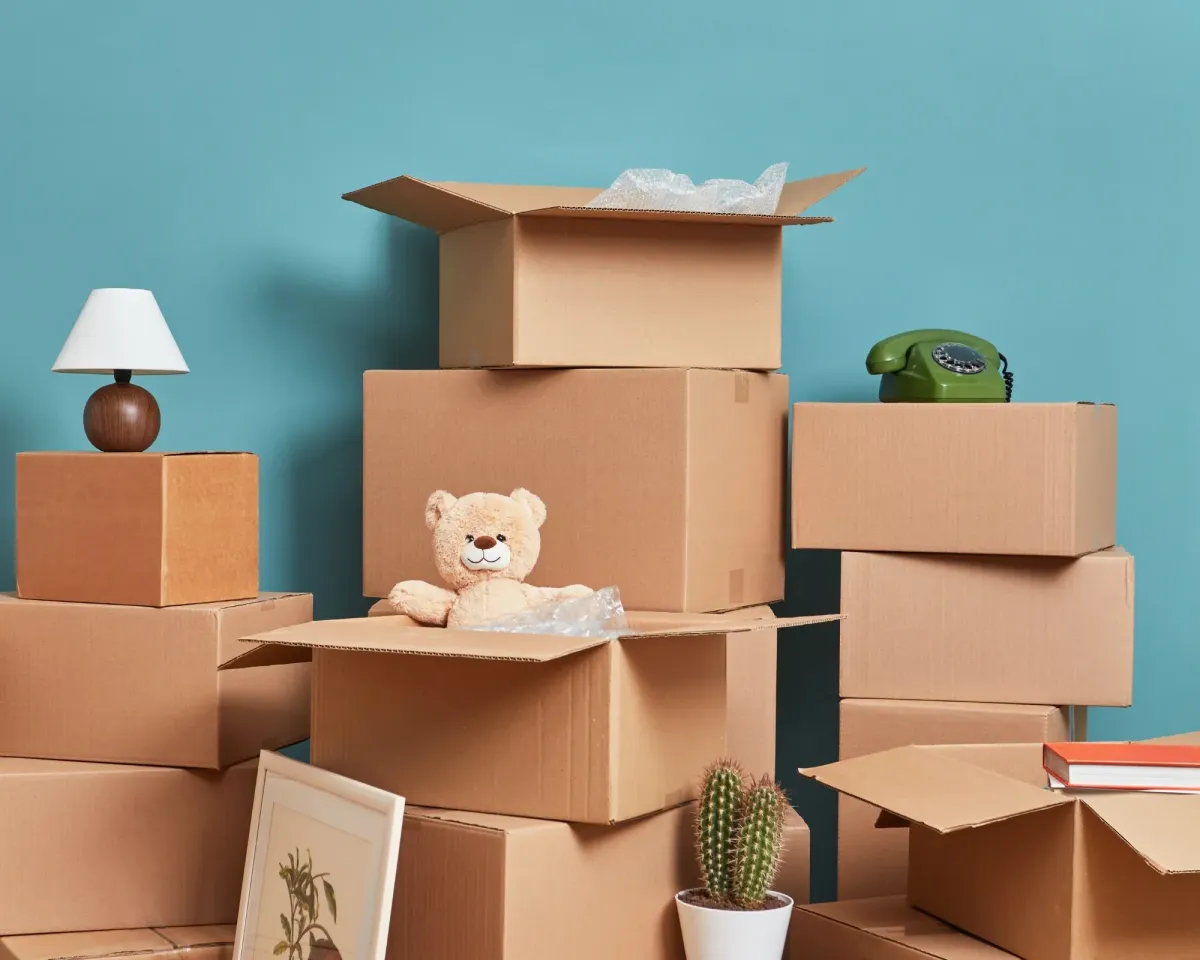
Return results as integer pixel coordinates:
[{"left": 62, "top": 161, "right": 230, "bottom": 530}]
[{"left": 866, "top": 329, "right": 1013, "bottom": 403}]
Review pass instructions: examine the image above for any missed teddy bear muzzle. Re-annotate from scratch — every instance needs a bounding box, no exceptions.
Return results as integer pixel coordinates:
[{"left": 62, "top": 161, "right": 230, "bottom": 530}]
[{"left": 461, "top": 537, "right": 512, "bottom": 571}]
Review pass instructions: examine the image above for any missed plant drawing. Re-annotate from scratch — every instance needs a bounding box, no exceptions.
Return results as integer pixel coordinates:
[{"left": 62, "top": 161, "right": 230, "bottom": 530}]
[{"left": 274, "top": 849, "right": 341, "bottom": 960}]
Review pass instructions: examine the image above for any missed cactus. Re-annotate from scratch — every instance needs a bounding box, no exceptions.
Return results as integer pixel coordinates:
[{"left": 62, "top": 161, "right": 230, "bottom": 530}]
[
  {"left": 696, "top": 760, "right": 744, "bottom": 900},
  {"left": 733, "top": 775, "right": 787, "bottom": 908}
]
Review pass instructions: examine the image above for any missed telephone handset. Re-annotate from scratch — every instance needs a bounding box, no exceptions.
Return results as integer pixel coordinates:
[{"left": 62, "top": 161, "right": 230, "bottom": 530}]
[{"left": 866, "top": 329, "right": 1013, "bottom": 403}]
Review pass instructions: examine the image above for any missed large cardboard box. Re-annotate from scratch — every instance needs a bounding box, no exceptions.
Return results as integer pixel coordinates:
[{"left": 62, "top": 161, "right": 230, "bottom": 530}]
[
  {"left": 344, "top": 169, "right": 863, "bottom": 370},
  {"left": 245, "top": 609, "right": 837, "bottom": 823},
  {"left": 840, "top": 549, "right": 1134, "bottom": 705},
  {"left": 837, "top": 699, "right": 1081, "bottom": 900},
  {"left": 17, "top": 452, "right": 258, "bottom": 607},
  {"left": 789, "top": 897, "right": 1017, "bottom": 959},
  {"left": 791, "top": 403, "right": 1117, "bottom": 556},
  {"left": 0, "top": 593, "right": 312, "bottom": 768},
  {"left": 363, "top": 369, "right": 789, "bottom": 612},
  {"left": 803, "top": 741, "right": 1200, "bottom": 960},
  {"left": 0, "top": 927, "right": 234, "bottom": 960},
  {"left": 0, "top": 757, "right": 255, "bottom": 935}
]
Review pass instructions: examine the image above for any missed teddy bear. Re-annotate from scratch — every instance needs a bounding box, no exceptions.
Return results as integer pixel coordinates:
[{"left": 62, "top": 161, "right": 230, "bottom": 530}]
[{"left": 387, "top": 487, "right": 594, "bottom": 628}]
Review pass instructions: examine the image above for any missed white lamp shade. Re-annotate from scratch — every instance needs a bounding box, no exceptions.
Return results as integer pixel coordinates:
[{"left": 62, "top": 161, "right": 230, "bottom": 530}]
[{"left": 53, "top": 288, "right": 189, "bottom": 375}]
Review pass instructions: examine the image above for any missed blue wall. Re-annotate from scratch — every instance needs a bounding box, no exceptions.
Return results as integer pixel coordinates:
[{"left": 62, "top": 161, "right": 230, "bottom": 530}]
[{"left": 3, "top": 0, "right": 1198, "bottom": 900}]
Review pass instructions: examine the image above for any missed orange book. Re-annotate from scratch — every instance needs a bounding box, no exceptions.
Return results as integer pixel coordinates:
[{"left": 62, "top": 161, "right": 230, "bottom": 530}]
[{"left": 1044, "top": 741, "right": 1200, "bottom": 791}]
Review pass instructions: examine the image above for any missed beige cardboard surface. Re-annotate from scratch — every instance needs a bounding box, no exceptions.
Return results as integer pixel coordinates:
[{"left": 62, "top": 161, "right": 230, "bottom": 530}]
[
  {"left": 0, "top": 927, "right": 234, "bottom": 960},
  {"left": 248, "top": 610, "right": 838, "bottom": 823},
  {"left": 389, "top": 803, "right": 697, "bottom": 960},
  {"left": 777, "top": 807, "right": 811, "bottom": 907},
  {"left": 363, "top": 368, "right": 789, "bottom": 612},
  {"left": 0, "top": 758, "right": 256, "bottom": 935},
  {"left": 0, "top": 593, "right": 311, "bottom": 768},
  {"left": 837, "top": 699, "right": 1077, "bottom": 900},
  {"left": 16, "top": 452, "right": 259, "bottom": 607},
  {"left": 791, "top": 403, "right": 1117, "bottom": 556},
  {"left": 840, "top": 549, "right": 1133, "bottom": 705},
  {"left": 344, "top": 170, "right": 863, "bottom": 370}
]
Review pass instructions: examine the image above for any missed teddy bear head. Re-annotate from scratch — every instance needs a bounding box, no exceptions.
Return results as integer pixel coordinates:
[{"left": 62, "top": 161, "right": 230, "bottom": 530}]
[{"left": 424, "top": 488, "right": 547, "bottom": 590}]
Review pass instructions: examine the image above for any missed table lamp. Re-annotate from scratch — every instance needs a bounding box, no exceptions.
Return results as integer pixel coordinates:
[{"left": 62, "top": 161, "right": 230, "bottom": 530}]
[{"left": 53, "top": 288, "right": 189, "bottom": 453}]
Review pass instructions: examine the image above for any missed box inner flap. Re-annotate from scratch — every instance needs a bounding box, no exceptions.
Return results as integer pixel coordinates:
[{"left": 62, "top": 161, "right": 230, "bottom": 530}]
[
  {"left": 516, "top": 206, "right": 830, "bottom": 227},
  {"left": 626, "top": 610, "right": 841, "bottom": 637},
  {"left": 776, "top": 167, "right": 866, "bottom": 215},
  {"left": 1080, "top": 791, "right": 1200, "bottom": 874},
  {"left": 0, "top": 929, "right": 174, "bottom": 960},
  {"left": 219, "top": 642, "right": 312, "bottom": 670},
  {"left": 151, "top": 928, "right": 236, "bottom": 950}
]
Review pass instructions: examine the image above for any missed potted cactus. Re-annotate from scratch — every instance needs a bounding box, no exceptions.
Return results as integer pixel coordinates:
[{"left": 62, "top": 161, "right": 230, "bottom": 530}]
[{"left": 675, "top": 761, "right": 792, "bottom": 960}]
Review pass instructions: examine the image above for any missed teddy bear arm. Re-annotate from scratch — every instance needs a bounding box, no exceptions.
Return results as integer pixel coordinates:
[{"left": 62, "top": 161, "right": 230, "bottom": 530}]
[
  {"left": 524, "top": 583, "right": 594, "bottom": 603},
  {"left": 388, "top": 580, "right": 457, "bottom": 626}
]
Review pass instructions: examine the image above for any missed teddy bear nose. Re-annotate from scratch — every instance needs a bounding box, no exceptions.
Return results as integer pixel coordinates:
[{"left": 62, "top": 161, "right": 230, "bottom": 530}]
[{"left": 473, "top": 536, "right": 498, "bottom": 550}]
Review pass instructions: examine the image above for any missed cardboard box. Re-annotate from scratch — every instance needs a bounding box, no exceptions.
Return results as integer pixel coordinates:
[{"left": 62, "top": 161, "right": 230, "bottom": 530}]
[
  {"left": 788, "top": 897, "right": 1017, "bottom": 959},
  {"left": 368, "top": 598, "right": 781, "bottom": 777},
  {"left": 837, "top": 699, "right": 1081, "bottom": 901},
  {"left": 840, "top": 549, "right": 1134, "bottom": 705},
  {"left": 245, "top": 609, "right": 838, "bottom": 823},
  {"left": 363, "top": 369, "right": 790, "bottom": 612},
  {"left": 0, "top": 757, "right": 256, "bottom": 935},
  {"left": 344, "top": 169, "right": 863, "bottom": 370},
  {"left": 777, "top": 807, "right": 811, "bottom": 906},
  {"left": 803, "top": 741, "right": 1200, "bottom": 960},
  {"left": 0, "top": 927, "right": 234, "bottom": 960},
  {"left": 791, "top": 403, "right": 1117, "bottom": 556},
  {"left": 17, "top": 452, "right": 259, "bottom": 607},
  {"left": 0, "top": 592, "right": 312, "bottom": 768}
]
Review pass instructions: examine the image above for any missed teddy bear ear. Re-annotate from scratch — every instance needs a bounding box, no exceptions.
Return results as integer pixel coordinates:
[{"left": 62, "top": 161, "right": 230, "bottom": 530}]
[
  {"left": 510, "top": 488, "right": 547, "bottom": 529},
  {"left": 424, "top": 490, "right": 457, "bottom": 531}
]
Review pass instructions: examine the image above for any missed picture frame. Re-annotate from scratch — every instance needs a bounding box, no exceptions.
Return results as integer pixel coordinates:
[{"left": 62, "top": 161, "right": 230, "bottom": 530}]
[{"left": 232, "top": 750, "right": 406, "bottom": 960}]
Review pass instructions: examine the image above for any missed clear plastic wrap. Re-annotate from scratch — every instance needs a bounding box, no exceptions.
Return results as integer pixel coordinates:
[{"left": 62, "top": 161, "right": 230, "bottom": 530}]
[
  {"left": 586, "top": 162, "right": 788, "bottom": 215},
  {"left": 460, "top": 586, "right": 631, "bottom": 639}
]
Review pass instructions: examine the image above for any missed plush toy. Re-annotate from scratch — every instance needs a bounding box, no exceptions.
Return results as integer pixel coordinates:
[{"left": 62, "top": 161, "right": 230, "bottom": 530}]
[{"left": 388, "top": 488, "right": 594, "bottom": 628}]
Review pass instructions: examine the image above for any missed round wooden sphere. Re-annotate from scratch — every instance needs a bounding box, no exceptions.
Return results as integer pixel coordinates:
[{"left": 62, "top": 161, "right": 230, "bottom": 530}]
[{"left": 83, "top": 381, "right": 161, "bottom": 453}]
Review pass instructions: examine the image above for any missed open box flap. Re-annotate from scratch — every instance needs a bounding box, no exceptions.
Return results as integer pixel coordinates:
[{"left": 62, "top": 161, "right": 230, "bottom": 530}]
[
  {"left": 1138, "top": 729, "right": 1200, "bottom": 747},
  {"left": 0, "top": 929, "right": 176, "bottom": 960},
  {"left": 1080, "top": 791, "right": 1200, "bottom": 875},
  {"left": 800, "top": 744, "right": 1069, "bottom": 833},
  {"left": 220, "top": 642, "right": 312, "bottom": 670},
  {"left": 152, "top": 928, "right": 237, "bottom": 950}
]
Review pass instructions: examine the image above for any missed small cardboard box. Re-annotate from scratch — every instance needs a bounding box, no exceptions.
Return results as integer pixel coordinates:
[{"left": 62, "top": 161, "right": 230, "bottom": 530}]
[
  {"left": 840, "top": 549, "right": 1134, "bottom": 705},
  {"left": 245, "top": 609, "right": 838, "bottom": 823},
  {"left": 803, "top": 740, "right": 1200, "bottom": 960},
  {"left": 788, "top": 897, "right": 1018, "bottom": 960},
  {"left": 17, "top": 452, "right": 259, "bottom": 607},
  {"left": 791, "top": 403, "right": 1117, "bottom": 556},
  {"left": 344, "top": 169, "right": 863, "bottom": 370},
  {"left": 0, "top": 757, "right": 255, "bottom": 935},
  {"left": 0, "top": 592, "right": 312, "bottom": 768},
  {"left": 368, "top": 598, "right": 782, "bottom": 778},
  {"left": 364, "top": 369, "right": 789, "bottom": 612},
  {"left": 837, "top": 699, "right": 1081, "bottom": 901},
  {"left": 0, "top": 926, "right": 234, "bottom": 960}
]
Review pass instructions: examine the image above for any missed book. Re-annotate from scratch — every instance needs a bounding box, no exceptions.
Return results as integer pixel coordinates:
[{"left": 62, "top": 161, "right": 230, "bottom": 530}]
[{"left": 1044, "top": 741, "right": 1200, "bottom": 792}]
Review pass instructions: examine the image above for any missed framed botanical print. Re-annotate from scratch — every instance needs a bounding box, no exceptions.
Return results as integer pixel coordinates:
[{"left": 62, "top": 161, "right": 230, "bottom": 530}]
[{"left": 232, "top": 751, "right": 406, "bottom": 960}]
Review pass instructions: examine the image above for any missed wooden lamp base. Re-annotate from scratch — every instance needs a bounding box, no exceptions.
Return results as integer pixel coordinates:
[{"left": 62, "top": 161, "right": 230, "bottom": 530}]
[{"left": 83, "top": 370, "right": 161, "bottom": 453}]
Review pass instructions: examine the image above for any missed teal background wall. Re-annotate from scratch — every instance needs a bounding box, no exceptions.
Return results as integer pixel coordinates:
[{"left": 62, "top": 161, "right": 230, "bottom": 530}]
[{"left": 2, "top": 0, "right": 1197, "bottom": 901}]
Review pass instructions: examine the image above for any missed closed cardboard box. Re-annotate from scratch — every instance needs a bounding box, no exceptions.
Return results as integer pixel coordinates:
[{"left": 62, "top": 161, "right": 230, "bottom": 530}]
[
  {"left": 837, "top": 699, "right": 1080, "bottom": 900},
  {"left": 777, "top": 807, "right": 812, "bottom": 907},
  {"left": 0, "top": 926, "right": 234, "bottom": 960},
  {"left": 363, "top": 369, "right": 789, "bottom": 613},
  {"left": 17, "top": 452, "right": 258, "bottom": 607},
  {"left": 791, "top": 402, "right": 1117, "bottom": 556},
  {"left": 244, "top": 609, "right": 836, "bottom": 823},
  {"left": 344, "top": 169, "right": 862, "bottom": 370},
  {"left": 0, "top": 593, "right": 312, "bottom": 768},
  {"left": 0, "top": 757, "right": 255, "bottom": 935},
  {"left": 840, "top": 549, "right": 1134, "bottom": 705}
]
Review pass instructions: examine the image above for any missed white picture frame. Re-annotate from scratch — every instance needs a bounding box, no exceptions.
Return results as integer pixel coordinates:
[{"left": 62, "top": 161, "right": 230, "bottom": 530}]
[{"left": 232, "top": 751, "right": 405, "bottom": 960}]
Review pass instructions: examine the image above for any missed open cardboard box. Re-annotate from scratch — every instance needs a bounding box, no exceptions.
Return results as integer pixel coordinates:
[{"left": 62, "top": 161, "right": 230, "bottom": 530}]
[
  {"left": 242, "top": 608, "right": 840, "bottom": 823},
  {"left": 801, "top": 738, "right": 1200, "bottom": 960},
  {"left": 344, "top": 168, "right": 863, "bottom": 370}
]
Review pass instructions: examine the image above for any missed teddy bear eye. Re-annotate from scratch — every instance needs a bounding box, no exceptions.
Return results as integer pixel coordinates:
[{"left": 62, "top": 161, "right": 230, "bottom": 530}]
[
  {"left": 496, "top": 534, "right": 507, "bottom": 543},
  {"left": 465, "top": 534, "right": 474, "bottom": 543}
]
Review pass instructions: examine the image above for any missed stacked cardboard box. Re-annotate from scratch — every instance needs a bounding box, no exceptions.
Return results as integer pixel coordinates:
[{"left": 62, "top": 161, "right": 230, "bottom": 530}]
[
  {"left": 790, "top": 402, "right": 1132, "bottom": 899},
  {"left": 1, "top": 452, "right": 312, "bottom": 936}
]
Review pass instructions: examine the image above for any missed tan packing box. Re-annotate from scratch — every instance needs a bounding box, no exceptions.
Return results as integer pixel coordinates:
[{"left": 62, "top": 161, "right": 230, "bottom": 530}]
[
  {"left": 791, "top": 403, "right": 1117, "bottom": 556},
  {"left": 368, "top": 598, "right": 781, "bottom": 778},
  {"left": 840, "top": 549, "right": 1134, "bottom": 706},
  {"left": 788, "top": 897, "right": 1018, "bottom": 959},
  {"left": 16, "top": 452, "right": 258, "bottom": 607},
  {"left": 777, "top": 807, "right": 811, "bottom": 906},
  {"left": 0, "top": 927, "right": 234, "bottom": 960},
  {"left": 0, "top": 593, "right": 312, "bottom": 768},
  {"left": 344, "top": 169, "right": 863, "bottom": 370},
  {"left": 803, "top": 741, "right": 1200, "bottom": 960},
  {"left": 837, "top": 699, "right": 1081, "bottom": 900},
  {"left": 0, "top": 757, "right": 255, "bottom": 935},
  {"left": 363, "top": 368, "right": 789, "bottom": 613},
  {"left": 244, "top": 609, "right": 838, "bottom": 823}
]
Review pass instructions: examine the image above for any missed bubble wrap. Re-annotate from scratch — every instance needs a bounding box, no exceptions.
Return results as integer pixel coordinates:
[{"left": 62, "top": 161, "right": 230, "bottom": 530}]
[
  {"left": 586, "top": 162, "right": 788, "bottom": 215},
  {"left": 460, "top": 586, "right": 631, "bottom": 639}
]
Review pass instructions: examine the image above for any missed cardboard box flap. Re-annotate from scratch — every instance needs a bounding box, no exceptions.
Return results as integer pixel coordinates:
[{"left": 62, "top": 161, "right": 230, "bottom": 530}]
[
  {"left": 1139, "top": 728, "right": 1200, "bottom": 747},
  {"left": 800, "top": 745, "right": 1069, "bottom": 833},
  {"left": 151, "top": 928, "right": 236, "bottom": 949},
  {"left": 1080, "top": 792, "right": 1200, "bottom": 875},
  {"left": 776, "top": 167, "right": 866, "bottom": 215},
  {"left": 0, "top": 929, "right": 174, "bottom": 960},
  {"left": 219, "top": 641, "right": 312, "bottom": 670},
  {"left": 623, "top": 610, "right": 842, "bottom": 638}
]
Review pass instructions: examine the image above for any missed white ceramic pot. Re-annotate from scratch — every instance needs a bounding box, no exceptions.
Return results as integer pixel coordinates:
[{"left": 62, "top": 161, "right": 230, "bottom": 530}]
[{"left": 675, "top": 889, "right": 794, "bottom": 960}]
